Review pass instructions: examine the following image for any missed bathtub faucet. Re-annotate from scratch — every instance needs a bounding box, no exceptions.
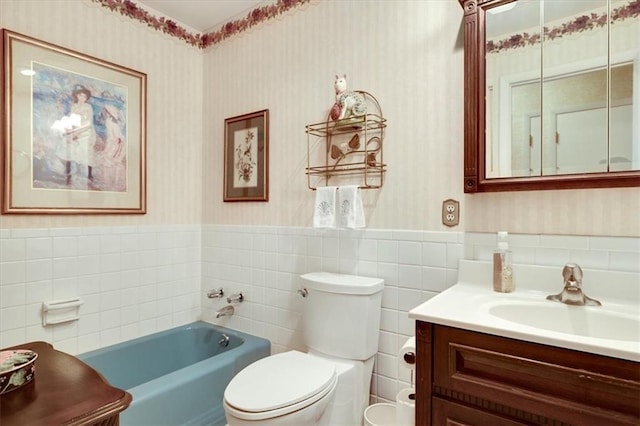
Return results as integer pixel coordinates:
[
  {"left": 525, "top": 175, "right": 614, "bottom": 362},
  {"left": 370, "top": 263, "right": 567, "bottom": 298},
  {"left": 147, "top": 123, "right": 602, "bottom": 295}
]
[
  {"left": 207, "top": 288, "right": 224, "bottom": 299},
  {"left": 216, "top": 305, "right": 234, "bottom": 318},
  {"left": 546, "top": 263, "right": 601, "bottom": 306},
  {"left": 227, "top": 292, "right": 244, "bottom": 304}
]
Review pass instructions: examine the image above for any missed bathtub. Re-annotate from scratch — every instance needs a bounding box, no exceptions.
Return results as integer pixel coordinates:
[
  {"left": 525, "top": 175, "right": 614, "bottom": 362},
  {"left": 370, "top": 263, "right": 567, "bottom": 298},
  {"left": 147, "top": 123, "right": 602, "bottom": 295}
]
[{"left": 78, "top": 321, "right": 270, "bottom": 426}]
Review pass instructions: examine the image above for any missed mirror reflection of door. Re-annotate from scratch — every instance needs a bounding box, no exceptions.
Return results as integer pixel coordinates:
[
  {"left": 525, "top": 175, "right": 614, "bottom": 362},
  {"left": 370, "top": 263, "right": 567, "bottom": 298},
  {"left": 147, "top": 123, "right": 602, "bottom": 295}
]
[
  {"left": 512, "top": 64, "right": 634, "bottom": 176},
  {"left": 610, "top": 104, "right": 634, "bottom": 171},
  {"left": 556, "top": 107, "right": 608, "bottom": 175},
  {"left": 556, "top": 103, "right": 632, "bottom": 175},
  {"left": 529, "top": 115, "right": 541, "bottom": 176}
]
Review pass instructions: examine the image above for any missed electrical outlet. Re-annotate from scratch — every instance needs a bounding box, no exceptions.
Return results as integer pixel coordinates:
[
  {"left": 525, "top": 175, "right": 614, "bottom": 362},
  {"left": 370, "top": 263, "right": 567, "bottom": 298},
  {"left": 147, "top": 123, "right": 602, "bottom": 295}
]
[{"left": 442, "top": 199, "right": 459, "bottom": 227}]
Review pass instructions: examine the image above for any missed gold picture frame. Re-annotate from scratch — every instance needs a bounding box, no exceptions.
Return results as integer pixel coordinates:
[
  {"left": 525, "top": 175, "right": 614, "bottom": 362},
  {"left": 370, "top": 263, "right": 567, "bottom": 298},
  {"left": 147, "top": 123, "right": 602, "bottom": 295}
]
[
  {"left": 223, "top": 109, "right": 269, "bottom": 202},
  {"left": 1, "top": 29, "right": 147, "bottom": 214}
]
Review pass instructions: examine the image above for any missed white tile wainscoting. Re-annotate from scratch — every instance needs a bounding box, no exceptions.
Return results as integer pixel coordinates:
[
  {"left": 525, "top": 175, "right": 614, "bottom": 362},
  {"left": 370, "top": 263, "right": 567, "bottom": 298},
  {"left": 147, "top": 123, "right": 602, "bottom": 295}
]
[
  {"left": 200, "top": 225, "right": 464, "bottom": 403},
  {"left": 0, "top": 225, "right": 202, "bottom": 354},
  {"left": 1, "top": 224, "right": 638, "bottom": 404},
  {"left": 199, "top": 225, "right": 639, "bottom": 404}
]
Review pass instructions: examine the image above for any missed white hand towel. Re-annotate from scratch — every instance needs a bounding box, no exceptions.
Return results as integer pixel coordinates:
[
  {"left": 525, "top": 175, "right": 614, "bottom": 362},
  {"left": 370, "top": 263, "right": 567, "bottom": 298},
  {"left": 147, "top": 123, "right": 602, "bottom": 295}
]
[
  {"left": 313, "top": 186, "right": 338, "bottom": 228},
  {"left": 338, "top": 185, "right": 365, "bottom": 229}
]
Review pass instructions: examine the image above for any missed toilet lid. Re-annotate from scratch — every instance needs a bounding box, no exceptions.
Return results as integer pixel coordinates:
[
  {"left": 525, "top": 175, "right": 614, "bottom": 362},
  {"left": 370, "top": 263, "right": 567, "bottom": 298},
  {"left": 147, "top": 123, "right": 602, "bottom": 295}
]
[{"left": 224, "top": 351, "right": 336, "bottom": 414}]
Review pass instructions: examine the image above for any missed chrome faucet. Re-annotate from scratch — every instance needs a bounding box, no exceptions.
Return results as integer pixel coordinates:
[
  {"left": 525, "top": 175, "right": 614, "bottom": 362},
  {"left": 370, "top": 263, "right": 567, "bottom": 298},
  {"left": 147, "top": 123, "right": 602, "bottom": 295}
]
[
  {"left": 546, "top": 263, "right": 601, "bottom": 306},
  {"left": 226, "top": 292, "right": 244, "bottom": 304},
  {"left": 207, "top": 288, "right": 224, "bottom": 299},
  {"left": 215, "top": 305, "right": 235, "bottom": 318}
]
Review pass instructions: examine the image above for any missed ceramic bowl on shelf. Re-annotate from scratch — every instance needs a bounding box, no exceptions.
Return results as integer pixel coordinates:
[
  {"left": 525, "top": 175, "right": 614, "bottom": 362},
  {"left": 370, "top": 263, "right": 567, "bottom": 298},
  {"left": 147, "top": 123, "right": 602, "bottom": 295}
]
[{"left": 0, "top": 349, "right": 38, "bottom": 395}]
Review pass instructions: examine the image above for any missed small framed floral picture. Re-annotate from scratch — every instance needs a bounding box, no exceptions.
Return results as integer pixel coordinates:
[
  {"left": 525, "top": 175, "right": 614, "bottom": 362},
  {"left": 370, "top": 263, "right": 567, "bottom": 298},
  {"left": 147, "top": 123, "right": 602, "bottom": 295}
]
[{"left": 223, "top": 109, "right": 269, "bottom": 202}]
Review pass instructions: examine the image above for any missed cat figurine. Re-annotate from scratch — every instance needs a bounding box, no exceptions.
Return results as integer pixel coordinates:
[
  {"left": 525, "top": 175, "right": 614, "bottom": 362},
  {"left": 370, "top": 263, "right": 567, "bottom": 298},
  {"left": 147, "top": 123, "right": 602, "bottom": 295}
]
[{"left": 331, "top": 74, "right": 366, "bottom": 120}]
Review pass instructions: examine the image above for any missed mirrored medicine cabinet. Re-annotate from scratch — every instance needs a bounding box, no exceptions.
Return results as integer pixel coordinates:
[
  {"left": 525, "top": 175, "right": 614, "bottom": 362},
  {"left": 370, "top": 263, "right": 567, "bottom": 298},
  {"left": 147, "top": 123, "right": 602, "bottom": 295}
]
[{"left": 459, "top": 0, "right": 640, "bottom": 192}]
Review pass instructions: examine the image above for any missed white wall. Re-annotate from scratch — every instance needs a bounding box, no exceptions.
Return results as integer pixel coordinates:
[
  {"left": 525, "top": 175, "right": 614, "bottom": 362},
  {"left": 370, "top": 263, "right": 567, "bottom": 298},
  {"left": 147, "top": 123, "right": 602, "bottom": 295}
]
[
  {"left": 1, "top": 0, "right": 639, "bottom": 407},
  {"left": 201, "top": 226, "right": 464, "bottom": 403},
  {"left": 199, "top": 225, "right": 638, "bottom": 403},
  {"left": 0, "top": 225, "right": 201, "bottom": 353},
  {"left": 201, "top": 0, "right": 640, "bottom": 236},
  {"left": 1, "top": 223, "right": 637, "bottom": 404},
  {"left": 0, "top": 0, "right": 204, "bottom": 229},
  {"left": 202, "top": 1, "right": 465, "bottom": 229}
]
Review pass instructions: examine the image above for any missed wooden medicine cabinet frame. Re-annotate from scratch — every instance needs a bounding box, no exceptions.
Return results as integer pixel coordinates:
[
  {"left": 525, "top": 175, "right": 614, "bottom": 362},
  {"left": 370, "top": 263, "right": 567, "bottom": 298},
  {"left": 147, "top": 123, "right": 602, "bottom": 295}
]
[{"left": 459, "top": 0, "right": 640, "bottom": 193}]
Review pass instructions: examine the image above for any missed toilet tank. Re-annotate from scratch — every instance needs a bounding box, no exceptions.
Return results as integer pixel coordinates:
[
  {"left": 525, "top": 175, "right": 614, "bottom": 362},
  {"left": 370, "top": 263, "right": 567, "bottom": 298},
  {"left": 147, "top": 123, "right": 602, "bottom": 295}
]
[{"left": 300, "top": 272, "right": 384, "bottom": 361}]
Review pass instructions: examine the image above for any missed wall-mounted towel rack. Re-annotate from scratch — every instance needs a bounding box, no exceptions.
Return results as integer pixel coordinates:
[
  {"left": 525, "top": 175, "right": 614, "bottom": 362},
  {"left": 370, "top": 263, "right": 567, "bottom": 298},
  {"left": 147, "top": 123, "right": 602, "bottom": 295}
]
[{"left": 305, "top": 91, "right": 387, "bottom": 190}]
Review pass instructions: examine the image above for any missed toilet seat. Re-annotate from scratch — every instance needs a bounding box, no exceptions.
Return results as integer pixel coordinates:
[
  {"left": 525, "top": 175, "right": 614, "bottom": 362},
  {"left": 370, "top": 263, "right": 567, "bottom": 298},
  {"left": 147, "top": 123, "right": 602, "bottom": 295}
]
[{"left": 223, "top": 351, "right": 337, "bottom": 421}]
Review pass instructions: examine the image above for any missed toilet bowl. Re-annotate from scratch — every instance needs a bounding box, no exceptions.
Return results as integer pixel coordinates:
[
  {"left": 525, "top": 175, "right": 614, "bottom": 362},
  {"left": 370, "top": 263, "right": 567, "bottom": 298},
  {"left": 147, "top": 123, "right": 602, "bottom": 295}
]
[
  {"left": 223, "top": 272, "right": 384, "bottom": 425},
  {"left": 223, "top": 351, "right": 338, "bottom": 425}
]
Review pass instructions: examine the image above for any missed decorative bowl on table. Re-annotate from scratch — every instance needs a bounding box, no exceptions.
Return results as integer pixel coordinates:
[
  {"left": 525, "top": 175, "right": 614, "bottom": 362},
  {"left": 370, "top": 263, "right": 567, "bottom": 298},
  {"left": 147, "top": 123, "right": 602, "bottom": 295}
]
[{"left": 0, "top": 349, "right": 38, "bottom": 395}]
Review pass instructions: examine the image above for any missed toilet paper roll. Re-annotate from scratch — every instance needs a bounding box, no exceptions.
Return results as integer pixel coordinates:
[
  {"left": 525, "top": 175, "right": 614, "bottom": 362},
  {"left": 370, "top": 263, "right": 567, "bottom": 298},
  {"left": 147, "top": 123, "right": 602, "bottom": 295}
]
[
  {"left": 395, "top": 388, "right": 415, "bottom": 426},
  {"left": 399, "top": 336, "right": 416, "bottom": 369}
]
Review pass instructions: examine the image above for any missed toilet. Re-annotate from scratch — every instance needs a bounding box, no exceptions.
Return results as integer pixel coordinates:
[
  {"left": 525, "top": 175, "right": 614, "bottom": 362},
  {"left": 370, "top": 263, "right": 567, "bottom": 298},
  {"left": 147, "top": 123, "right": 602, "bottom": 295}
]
[{"left": 223, "top": 272, "right": 384, "bottom": 425}]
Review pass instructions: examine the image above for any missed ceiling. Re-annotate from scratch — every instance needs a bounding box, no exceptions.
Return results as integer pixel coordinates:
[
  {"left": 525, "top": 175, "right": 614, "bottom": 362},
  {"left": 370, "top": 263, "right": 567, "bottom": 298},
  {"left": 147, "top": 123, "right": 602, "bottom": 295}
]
[
  {"left": 135, "top": 1, "right": 617, "bottom": 38},
  {"left": 486, "top": 1, "right": 613, "bottom": 38},
  {"left": 136, "top": 0, "right": 268, "bottom": 33}
]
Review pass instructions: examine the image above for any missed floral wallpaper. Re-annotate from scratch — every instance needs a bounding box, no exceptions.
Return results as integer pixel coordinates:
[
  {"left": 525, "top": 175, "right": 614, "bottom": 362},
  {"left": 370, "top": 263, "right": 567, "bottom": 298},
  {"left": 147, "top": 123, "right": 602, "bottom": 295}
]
[
  {"left": 93, "top": 0, "right": 310, "bottom": 49},
  {"left": 487, "top": 0, "right": 639, "bottom": 53}
]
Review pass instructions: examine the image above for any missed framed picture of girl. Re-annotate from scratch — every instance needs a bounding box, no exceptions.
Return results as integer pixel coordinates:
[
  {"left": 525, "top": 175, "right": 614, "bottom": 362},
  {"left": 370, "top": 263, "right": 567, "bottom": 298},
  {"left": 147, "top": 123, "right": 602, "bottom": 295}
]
[{"left": 1, "top": 29, "right": 147, "bottom": 214}]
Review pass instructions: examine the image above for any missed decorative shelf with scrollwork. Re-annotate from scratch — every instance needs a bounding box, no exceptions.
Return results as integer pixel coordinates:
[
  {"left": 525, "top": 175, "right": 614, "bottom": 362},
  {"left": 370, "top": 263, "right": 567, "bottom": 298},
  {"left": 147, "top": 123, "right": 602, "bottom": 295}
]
[{"left": 305, "top": 91, "right": 387, "bottom": 190}]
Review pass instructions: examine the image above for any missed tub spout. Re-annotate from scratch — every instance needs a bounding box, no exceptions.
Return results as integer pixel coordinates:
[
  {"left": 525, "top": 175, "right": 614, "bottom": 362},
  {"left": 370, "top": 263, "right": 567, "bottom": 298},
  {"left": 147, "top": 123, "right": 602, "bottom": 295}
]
[{"left": 216, "top": 305, "right": 234, "bottom": 318}]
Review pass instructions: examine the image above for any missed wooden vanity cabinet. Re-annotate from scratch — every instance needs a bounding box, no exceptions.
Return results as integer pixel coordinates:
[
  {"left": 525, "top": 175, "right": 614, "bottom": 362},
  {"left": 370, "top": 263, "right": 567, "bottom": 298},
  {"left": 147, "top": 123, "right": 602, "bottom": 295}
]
[{"left": 416, "top": 321, "right": 640, "bottom": 425}]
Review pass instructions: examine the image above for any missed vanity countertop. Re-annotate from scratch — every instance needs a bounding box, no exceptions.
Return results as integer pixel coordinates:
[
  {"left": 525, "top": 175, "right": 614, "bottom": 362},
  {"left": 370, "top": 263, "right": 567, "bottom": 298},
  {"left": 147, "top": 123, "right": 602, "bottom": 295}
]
[{"left": 409, "top": 260, "right": 640, "bottom": 362}]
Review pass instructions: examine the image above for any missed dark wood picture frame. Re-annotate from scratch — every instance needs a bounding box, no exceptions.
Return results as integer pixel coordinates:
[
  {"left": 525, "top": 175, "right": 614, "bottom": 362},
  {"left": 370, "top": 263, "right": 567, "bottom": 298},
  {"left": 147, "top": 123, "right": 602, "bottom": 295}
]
[{"left": 223, "top": 109, "right": 269, "bottom": 202}]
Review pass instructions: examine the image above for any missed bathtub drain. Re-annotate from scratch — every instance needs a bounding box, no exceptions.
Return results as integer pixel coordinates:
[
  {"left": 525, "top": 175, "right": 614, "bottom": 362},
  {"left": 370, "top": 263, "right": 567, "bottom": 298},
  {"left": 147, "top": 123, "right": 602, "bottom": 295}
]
[{"left": 218, "top": 334, "right": 230, "bottom": 347}]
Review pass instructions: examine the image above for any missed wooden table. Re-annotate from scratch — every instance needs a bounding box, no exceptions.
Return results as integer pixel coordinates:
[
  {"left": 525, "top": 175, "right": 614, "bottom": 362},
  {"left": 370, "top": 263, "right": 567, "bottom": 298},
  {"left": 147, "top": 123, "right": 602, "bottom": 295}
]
[{"left": 0, "top": 341, "right": 131, "bottom": 426}]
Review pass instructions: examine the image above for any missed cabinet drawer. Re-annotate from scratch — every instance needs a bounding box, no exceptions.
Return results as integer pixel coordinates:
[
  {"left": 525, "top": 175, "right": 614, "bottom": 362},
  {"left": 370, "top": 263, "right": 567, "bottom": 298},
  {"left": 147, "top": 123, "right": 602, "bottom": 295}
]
[
  {"left": 433, "top": 397, "right": 528, "bottom": 426},
  {"left": 433, "top": 325, "right": 640, "bottom": 425}
]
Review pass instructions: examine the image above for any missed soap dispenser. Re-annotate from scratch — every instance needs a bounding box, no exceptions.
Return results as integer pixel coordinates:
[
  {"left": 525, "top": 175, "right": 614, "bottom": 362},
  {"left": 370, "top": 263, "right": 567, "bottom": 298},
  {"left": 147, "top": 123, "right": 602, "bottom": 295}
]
[{"left": 493, "top": 232, "right": 514, "bottom": 293}]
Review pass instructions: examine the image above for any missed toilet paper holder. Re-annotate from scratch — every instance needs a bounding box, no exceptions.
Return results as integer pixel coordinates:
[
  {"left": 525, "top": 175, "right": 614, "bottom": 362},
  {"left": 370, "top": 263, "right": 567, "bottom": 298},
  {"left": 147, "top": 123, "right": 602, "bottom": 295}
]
[
  {"left": 403, "top": 351, "right": 415, "bottom": 365},
  {"left": 404, "top": 351, "right": 416, "bottom": 386},
  {"left": 400, "top": 336, "right": 417, "bottom": 388}
]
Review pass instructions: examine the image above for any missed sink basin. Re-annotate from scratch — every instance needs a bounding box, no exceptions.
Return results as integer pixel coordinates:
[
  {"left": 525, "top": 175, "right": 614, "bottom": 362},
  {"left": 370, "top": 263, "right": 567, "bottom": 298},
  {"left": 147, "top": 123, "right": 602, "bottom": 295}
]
[
  {"left": 409, "top": 261, "right": 640, "bottom": 361},
  {"left": 489, "top": 302, "right": 640, "bottom": 342}
]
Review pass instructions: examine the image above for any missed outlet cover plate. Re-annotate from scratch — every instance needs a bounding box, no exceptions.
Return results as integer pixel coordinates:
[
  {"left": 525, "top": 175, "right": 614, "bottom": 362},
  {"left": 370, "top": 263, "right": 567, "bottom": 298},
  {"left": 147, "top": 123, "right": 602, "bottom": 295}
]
[{"left": 442, "top": 199, "right": 459, "bottom": 227}]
